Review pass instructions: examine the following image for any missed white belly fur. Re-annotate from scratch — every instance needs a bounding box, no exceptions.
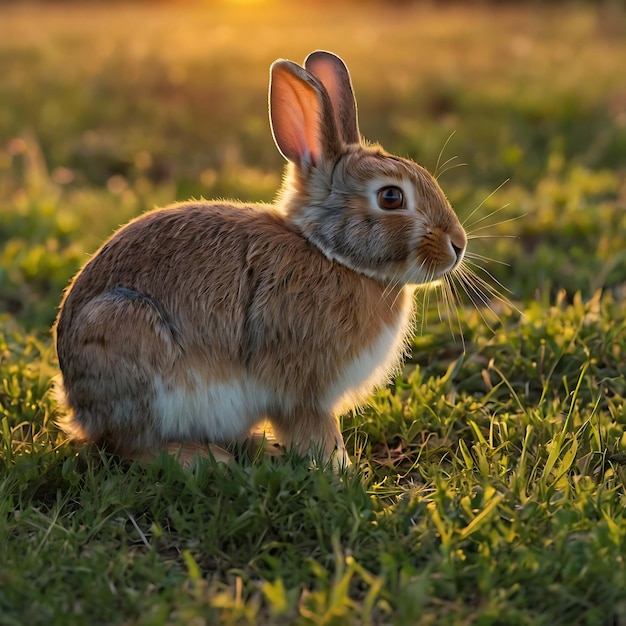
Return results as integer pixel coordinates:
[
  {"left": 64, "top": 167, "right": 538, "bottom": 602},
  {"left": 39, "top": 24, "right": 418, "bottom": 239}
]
[
  {"left": 153, "top": 373, "right": 295, "bottom": 442},
  {"left": 322, "top": 288, "right": 416, "bottom": 415}
]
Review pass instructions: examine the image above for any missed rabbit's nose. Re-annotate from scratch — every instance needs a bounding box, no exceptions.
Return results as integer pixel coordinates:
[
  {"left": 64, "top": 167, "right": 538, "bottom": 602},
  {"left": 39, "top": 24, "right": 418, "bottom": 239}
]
[
  {"left": 449, "top": 224, "right": 467, "bottom": 266},
  {"left": 450, "top": 224, "right": 467, "bottom": 256}
]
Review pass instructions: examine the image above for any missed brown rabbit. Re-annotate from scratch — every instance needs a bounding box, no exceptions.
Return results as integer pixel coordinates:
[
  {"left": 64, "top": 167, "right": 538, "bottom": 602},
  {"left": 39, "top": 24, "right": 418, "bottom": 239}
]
[{"left": 54, "top": 51, "right": 467, "bottom": 468}]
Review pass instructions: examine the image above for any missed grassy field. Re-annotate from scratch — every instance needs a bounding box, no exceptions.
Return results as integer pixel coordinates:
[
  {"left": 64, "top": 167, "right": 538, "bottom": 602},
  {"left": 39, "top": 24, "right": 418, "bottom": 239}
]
[{"left": 1, "top": 1, "right": 626, "bottom": 624}]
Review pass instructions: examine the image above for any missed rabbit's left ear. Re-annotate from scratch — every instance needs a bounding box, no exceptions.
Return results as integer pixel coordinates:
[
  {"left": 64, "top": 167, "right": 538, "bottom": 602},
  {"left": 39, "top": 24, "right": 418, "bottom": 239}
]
[
  {"left": 304, "top": 51, "right": 360, "bottom": 146},
  {"left": 269, "top": 59, "right": 341, "bottom": 167}
]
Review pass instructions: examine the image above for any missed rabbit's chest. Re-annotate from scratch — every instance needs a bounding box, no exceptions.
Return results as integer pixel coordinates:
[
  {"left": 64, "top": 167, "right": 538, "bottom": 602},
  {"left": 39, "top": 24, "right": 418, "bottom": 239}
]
[{"left": 322, "top": 292, "right": 415, "bottom": 414}]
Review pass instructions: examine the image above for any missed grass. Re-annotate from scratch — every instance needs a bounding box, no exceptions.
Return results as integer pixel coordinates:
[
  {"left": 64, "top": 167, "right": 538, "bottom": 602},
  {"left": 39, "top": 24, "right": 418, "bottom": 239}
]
[{"left": 1, "top": 1, "right": 626, "bottom": 624}]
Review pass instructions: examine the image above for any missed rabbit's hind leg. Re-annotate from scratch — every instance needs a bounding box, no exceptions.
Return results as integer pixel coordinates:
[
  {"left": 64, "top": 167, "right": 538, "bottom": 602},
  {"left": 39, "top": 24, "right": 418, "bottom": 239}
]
[{"left": 57, "top": 288, "right": 182, "bottom": 457}]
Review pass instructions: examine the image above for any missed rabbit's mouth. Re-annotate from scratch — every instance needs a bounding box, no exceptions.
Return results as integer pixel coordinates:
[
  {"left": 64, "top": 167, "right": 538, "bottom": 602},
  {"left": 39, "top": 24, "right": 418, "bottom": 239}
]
[{"left": 398, "top": 224, "right": 467, "bottom": 286}]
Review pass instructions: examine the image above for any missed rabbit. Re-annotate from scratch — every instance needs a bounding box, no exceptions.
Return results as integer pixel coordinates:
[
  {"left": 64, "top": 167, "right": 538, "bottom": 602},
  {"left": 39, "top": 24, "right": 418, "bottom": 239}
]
[{"left": 54, "top": 50, "right": 467, "bottom": 469}]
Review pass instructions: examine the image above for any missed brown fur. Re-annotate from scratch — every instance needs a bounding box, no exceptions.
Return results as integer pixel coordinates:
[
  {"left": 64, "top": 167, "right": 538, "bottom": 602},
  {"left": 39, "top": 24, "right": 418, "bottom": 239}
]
[{"left": 54, "top": 51, "right": 467, "bottom": 467}]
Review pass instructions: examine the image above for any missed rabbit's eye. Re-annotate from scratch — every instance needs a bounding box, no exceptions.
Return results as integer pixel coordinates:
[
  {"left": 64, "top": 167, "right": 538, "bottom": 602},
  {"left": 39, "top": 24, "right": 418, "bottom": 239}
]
[{"left": 377, "top": 186, "right": 405, "bottom": 210}]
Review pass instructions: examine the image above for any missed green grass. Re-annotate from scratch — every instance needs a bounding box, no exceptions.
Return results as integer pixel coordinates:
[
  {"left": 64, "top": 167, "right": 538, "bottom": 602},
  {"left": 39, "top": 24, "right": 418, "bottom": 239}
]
[{"left": 1, "top": 2, "right": 626, "bottom": 624}]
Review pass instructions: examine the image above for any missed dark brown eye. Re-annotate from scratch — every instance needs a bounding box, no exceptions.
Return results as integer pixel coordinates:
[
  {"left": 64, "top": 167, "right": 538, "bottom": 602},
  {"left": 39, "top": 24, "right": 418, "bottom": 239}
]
[{"left": 377, "top": 186, "right": 404, "bottom": 210}]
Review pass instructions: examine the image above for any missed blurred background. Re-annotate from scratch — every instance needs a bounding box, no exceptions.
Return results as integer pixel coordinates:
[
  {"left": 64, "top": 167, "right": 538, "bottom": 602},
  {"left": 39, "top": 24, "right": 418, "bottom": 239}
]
[{"left": 0, "top": 0, "right": 625, "bottom": 331}]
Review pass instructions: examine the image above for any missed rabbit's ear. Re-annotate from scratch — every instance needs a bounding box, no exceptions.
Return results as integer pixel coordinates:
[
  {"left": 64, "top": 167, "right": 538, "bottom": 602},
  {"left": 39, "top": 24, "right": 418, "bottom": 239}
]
[
  {"left": 304, "top": 51, "right": 360, "bottom": 146},
  {"left": 269, "top": 60, "right": 341, "bottom": 167}
]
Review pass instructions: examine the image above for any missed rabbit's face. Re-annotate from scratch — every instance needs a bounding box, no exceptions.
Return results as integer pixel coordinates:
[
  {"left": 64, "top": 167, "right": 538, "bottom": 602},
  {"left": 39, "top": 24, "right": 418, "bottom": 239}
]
[
  {"left": 270, "top": 52, "right": 466, "bottom": 288},
  {"left": 286, "top": 145, "right": 467, "bottom": 286}
]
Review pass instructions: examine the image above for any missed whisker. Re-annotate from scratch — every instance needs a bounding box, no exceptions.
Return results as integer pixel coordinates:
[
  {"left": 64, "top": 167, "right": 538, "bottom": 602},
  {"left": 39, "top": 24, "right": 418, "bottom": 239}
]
[
  {"left": 456, "top": 268, "right": 493, "bottom": 308},
  {"left": 435, "top": 273, "right": 452, "bottom": 326},
  {"left": 437, "top": 278, "right": 449, "bottom": 322},
  {"left": 461, "top": 179, "right": 510, "bottom": 228},
  {"left": 441, "top": 275, "right": 465, "bottom": 351},
  {"left": 457, "top": 263, "right": 520, "bottom": 316},
  {"left": 436, "top": 287, "right": 445, "bottom": 323},
  {"left": 434, "top": 130, "right": 457, "bottom": 178},
  {"left": 462, "top": 268, "right": 523, "bottom": 317},
  {"left": 418, "top": 289, "right": 427, "bottom": 335},
  {"left": 467, "top": 234, "right": 518, "bottom": 240},
  {"left": 380, "top": 276, "right": 398, "bottom": 304},
  {"left": 418, "top": 266, "right": 436, "bottom": 336},
  {"left": 389, "top": 277, "right": 407, "bottom": 310},
  {"left": 448, "top": 274, "right": 467, "bottom": 347},
  {"left": 466, "top": 213, "right": 525, "bottom": 236},
  {"left": 436, "top": 162, "right": 468, "bottom": 180},
  {"left": 464, "top": 251, "right": 511, "bottom": 267},
  {"left": 457, "top": 264, "right": 508, "bottom": 312},
  {"left": 463, "top": 260, "right": 515, "bottom": 296},
  {"left": 437, "top": 155, "right": 459, "bottom": 173},
  {"left": 454, "top": 271, "right": 498, "bottom": 332},
  {"left": 464, "top": 203, "right": 510, "bottom": 232}
]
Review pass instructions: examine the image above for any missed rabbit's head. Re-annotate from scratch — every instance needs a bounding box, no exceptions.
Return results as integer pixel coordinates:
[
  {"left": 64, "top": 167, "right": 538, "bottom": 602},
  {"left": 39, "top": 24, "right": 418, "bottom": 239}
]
[{"left": 270, "top": 50, "right": 466, "bottom": 286}]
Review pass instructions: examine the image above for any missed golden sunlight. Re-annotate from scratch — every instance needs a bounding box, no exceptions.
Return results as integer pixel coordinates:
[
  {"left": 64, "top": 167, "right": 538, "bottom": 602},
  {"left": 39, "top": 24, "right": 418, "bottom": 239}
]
[{"left": 223, "top": 0, "right": 269, "bottom": 5}]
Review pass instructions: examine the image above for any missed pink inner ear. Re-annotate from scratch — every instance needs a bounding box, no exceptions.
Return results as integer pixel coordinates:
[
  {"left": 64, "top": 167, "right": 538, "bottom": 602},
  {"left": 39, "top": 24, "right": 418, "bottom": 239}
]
[
  {"left": 304, "top": 52, "right": 359, "bottom": 146},
  {"left": 307, "top": 62, "right": 339, "bottom": 112},
  {"left": 270, "top": 66, "right": 322, "bottom": 165}
]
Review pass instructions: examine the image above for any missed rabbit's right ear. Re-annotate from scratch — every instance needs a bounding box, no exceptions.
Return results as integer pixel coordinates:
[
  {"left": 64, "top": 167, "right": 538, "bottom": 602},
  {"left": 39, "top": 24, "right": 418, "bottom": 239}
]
[
  {"left": 269, "top": 60, "right": 341, "bottom": 167},
  {"left": 304, "top": 51, "right": 360, "bottom": 146}
]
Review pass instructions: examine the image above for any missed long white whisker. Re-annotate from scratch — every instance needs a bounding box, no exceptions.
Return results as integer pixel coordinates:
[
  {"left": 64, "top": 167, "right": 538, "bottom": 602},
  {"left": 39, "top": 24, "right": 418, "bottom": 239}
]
[
  {"left": 457, "top": 263, "right": 521, "bottom": 317},
  {"left": 418, "top": 266, "right": 436, "bottom": 336},
  {"left": 436, "top": 285, "right": 445, "bottom": 323},
  {"left": 436, "top": 162, "right": 468, "bottom": 180},
  {"left": 457, "top": 268, "right": 493, "bottom": 308},
  {"left": 437, "top": 155, "right": 459, "bottom": 172},
  {"left": 416, "top": 287, "right": 426, "bottom": 336},
  {"left": 461, "top": 179, "right": 510, "bottom": 228},
  {"left": 466, "top": 214, "right": 525, "bottom": 235},
  {"left": 463, "top": 268, "right": 523, "bottom": 317},
  {"left": 467, "top": 234, "right": 518, "bottom": 240},
  {"left": 441, "top": 275, "right": 465, "bottom": 351},
  {"left": 444, "top": 275, "right": 465, "bottom": 351},
  {"left": 389, "top": 277, "right": 406, "bottom": 311},
  {"left": 464, "top": 251, "right": 511, "bottom": 267},
  {"left": 463, "top": 260, "right": 515, "bottom": 296},
  {"left": 435, "top": 130, "right": 457, "bottom": 177},
  {"left": 380, "top": 276, "right": 399, "bottom": 304},
  {"left": 455, "top": 271, "right": 498, "bottom": 332},
  {"left": 435, "top": 273, "right": 452, "bottom": 326},
  {"left": 438, "top": 278, "right": 449, "bottom": 323},
  {"left": 457, "top": 264, "right": 506, "bottom": 312},
  {"left": 464, "top": 203, "right": 510, "bottom": 232}
]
